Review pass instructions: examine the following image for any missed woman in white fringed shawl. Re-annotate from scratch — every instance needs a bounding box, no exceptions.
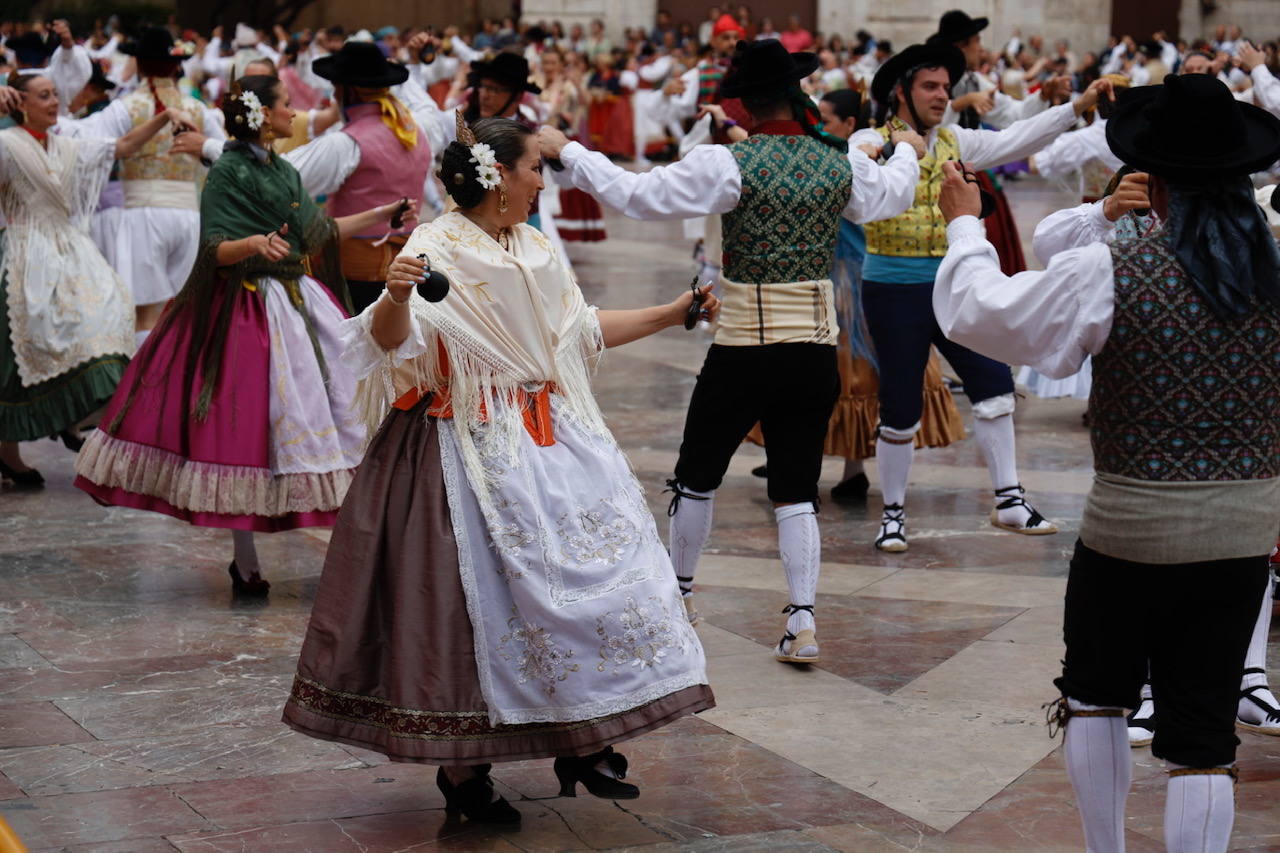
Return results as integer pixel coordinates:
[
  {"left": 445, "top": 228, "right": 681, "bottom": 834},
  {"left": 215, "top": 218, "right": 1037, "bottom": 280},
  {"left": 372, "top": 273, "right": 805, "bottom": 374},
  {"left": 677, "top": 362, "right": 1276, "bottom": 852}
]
[
  {"left": 283, "top": 116, "right": 718, "bottom": 829},
  {"left": 0, "top": 74, "right": 175, "bottom": 487}
]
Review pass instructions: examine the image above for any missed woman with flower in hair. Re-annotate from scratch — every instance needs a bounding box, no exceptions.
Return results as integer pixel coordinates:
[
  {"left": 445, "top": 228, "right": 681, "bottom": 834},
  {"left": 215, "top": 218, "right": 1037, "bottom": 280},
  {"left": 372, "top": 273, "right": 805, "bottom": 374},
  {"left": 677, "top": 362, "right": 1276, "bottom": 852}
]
[
  {"left": 283, "top": 115, "right": 717, "bottom": 827},
  {"left": 75, "top": 75, "right": 406, "bottom": 595}
]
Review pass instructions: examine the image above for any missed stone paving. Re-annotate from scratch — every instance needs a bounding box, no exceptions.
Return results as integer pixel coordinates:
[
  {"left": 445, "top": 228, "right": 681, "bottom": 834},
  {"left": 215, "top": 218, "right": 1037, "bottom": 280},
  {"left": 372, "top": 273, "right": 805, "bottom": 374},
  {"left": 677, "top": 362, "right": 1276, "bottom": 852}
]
[{"left": 1, "top": 176, "right": 1278, "bottom": 851}]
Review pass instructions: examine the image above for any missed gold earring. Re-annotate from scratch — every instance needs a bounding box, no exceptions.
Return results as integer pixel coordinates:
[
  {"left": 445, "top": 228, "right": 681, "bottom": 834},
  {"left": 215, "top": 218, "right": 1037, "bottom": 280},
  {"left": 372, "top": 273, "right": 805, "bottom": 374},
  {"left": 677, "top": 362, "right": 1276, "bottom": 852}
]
[{"left": 498, "top": 184, "right": 508, "bottom": 214}]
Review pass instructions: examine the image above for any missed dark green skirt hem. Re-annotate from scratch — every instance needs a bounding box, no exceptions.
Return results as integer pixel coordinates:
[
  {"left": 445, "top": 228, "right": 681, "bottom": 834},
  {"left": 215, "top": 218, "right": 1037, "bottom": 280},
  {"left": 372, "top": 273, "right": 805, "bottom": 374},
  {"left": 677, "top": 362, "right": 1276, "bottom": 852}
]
[{"left": 0, "top": 354, "right": 127, "bottom": 442}]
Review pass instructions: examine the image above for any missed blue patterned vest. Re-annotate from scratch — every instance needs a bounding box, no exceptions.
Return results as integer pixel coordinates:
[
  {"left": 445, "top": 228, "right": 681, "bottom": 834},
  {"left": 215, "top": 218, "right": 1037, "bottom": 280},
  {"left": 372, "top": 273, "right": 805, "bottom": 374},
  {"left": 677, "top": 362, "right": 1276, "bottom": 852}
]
[
  {"left": 1090, "top": 236, "right": 1280, "bottom": 481},
  {"left": 721, "top": 124, "right": 852, "bottom": 284}
]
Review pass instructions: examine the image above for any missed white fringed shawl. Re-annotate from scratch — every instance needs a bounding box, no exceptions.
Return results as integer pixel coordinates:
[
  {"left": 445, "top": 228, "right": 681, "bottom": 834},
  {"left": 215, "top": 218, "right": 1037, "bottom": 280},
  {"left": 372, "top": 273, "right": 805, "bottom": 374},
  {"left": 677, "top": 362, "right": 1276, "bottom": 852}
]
[
  {"left": 0, "top": 127, "right": 133, "bottom": 386},
  {"left": 347, "top": 212, "right": 606, "bottom": 505}
]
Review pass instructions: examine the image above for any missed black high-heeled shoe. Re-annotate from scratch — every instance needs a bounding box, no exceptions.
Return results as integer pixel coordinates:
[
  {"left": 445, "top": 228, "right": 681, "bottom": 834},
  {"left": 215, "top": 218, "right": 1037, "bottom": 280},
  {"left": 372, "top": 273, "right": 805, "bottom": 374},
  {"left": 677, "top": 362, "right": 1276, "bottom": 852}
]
[
  {"left": 52, "top": 429, "right": 84, "bottom": 453},
  {"left": 228, "top": 561, "right": 270, "bottom": 596},
  {"left": 436, "top": 766, "right": 521, "bottom": 825},
  {"left": 0, "top": 458, "right": 44, "bottom": 488},
  {"left": 553, "top": 746, "right": 639, "bottom": 799}
]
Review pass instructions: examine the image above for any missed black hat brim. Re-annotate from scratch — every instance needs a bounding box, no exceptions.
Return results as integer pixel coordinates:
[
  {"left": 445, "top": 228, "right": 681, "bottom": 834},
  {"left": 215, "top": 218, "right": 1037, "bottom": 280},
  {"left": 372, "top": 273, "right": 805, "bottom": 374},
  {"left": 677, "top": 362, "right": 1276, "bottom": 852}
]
[
  {"left": 719, "top": 51, "right": 820, "bottom": 99},
  {"left": 872, "top": 44, "right": 965, "bottom": 104},
  {"left": 313, "top": 54, "right": 409, "bottom": 87},
  {"left": 1106, "top": 85, "right": 1280, "bottom": 181}
]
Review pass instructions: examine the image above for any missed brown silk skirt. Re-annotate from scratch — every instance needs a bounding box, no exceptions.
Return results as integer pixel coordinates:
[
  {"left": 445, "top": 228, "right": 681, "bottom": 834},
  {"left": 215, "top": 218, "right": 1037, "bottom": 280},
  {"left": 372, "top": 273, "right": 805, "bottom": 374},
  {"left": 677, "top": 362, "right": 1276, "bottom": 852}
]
[
  {"left": 746, "top": 348, "right": 964, "bottom": 460},
  {"left": 282, "top": 400, "right": 713, "bottom": 765}
]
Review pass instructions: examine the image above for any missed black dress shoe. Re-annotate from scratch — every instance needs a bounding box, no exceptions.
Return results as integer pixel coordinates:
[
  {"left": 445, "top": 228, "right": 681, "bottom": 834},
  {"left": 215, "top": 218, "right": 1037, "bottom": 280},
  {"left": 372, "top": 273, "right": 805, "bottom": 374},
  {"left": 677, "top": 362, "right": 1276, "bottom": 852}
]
[
  {"left": 0, "top": 458, "right": 44, "bottom": 488},
  {"left": 52, "top": 429, "right": 85, "bottom": 452},
  {"left": 228, "top": 561, "right": 270, "bottom": 596},
  {"left": 436, "top": 766, "right": 521, "bottom": 825},
  {"left": 830, "top": 472, "right": 870, "bottom": 503},
  {"left": 554, "top": 746, "right": 639, "bottom": 799}
]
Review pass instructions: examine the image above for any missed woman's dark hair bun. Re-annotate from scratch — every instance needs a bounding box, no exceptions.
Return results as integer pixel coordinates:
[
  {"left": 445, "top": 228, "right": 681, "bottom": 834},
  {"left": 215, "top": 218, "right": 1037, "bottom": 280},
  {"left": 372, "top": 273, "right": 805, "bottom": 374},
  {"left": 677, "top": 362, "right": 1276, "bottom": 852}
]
[
  {"left": 222, "top": 75, "right": 284, "bottom": 142},
  {"left": 438, "top": 117, "right": 534, "bottom": 210}
]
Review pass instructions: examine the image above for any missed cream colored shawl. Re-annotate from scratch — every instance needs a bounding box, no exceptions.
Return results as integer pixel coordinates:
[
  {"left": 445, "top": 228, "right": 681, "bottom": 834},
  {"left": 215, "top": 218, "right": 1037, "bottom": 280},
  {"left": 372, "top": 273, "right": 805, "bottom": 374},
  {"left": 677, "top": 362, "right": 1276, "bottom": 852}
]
[
  {"left": 0, "top": 127, "right": 133, "bottom": 386},
  {"left": 357, "top": 211, "right": 606, "bottom": 499}
]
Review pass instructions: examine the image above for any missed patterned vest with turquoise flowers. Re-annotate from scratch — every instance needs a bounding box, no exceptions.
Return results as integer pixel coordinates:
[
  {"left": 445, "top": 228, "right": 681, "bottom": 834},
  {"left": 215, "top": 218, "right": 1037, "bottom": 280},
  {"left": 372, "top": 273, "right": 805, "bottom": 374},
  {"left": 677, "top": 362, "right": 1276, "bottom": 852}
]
[
  {"left": 721, "top": 125, "right": 851, "bottom": 284},
  {"left": 862, "top": 119, "right": 960, "bottom": 258},
  {"left": 1090, "top": 236, "right": 1280, "bottom": 482}
]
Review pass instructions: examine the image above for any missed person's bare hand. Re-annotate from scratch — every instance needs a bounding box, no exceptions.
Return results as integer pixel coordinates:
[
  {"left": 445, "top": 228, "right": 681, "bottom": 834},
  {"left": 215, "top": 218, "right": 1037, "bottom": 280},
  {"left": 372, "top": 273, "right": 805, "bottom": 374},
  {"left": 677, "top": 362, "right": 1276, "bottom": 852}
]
[
  {"left": 1103, "top": 171, "right": 1150, "bottom": 222},
  {"left": 386, "top": 254, "right": 428, "bottom": 303},
  {"left": 1039, "top": 75, "right": 1073, "bottom": 104},
  {"left": 1239, "top": 42, "right": 1266, "bottom": 73},
  {"left": 537, "top": 125, "right": 570, "bottom": 160},
  {"left": 889, "top": 127, "right": 927, "bottom": 159},
  {"left": 938, "top": 160, "right": 982, "bottom": 222},
  {"left": 169, "top": 130, "right": 208, "bottom": 158},
  {"left": 251, "top": 225, "right": 290, "bottom": 261},
  {"left": 52, "top": 19, "right": 73, "bottom": 49},
  {"left": 952, "top": 90, "right": 995, "bottom": 115},
  {"left": 670, "top": 283, "right": 720, "bottom": 326},
  {"left": 662, "top": 77, "right": 685, "bottom": 96},
  {"left": 0, "top": 86, "right": 21, "bottom": 115},
  {"left": 212, "top": 25, "right": 223, "bottom": 41},
  {"left": 857, "top": 142, "right": 881, "bottom": 159},
  {"left": 1074, "top": 76, "right": 1115, "bottom": 117}
]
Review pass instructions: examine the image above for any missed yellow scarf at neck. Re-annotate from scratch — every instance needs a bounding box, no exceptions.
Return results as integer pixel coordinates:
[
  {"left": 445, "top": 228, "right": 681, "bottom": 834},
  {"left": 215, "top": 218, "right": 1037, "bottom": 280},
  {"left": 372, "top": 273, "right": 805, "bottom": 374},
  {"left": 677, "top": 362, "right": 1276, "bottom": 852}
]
[{"left": 364, "top": 91, "right": 417, "bottom": 150}]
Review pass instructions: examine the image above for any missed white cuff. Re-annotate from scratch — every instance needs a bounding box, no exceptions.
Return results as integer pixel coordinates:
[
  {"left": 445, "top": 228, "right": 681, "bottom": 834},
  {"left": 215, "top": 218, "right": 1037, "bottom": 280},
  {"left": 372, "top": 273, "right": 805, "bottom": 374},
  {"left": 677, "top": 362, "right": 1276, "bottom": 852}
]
[
  {"left": 559, "top": 140, "right": 587, "bottom": 168},
  {"left": 201, "top": 137, "right": 225, "bottom": 162},
  {"left": 1088, "top": 199, "right": 1111, "bottom": 230},
  {"left": 1253, "top": 65, "right": 1274, "bottom": 84},
  {"left": 338, "top": 291, "right": 430, "bottom": 382},
  {"left": 945, "top": 215, "right": 985, "bottom": 244}
]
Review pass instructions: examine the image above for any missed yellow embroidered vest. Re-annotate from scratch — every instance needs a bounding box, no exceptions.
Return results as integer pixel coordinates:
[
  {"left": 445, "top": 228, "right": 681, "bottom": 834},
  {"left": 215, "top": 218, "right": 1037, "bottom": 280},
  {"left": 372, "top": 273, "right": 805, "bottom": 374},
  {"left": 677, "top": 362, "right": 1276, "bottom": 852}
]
[
  {"left": 119, "top": 83, "right": 207, "bottom": 209},
  {"left": 863, "top": 120, "right": 960, "bottom": 258}
]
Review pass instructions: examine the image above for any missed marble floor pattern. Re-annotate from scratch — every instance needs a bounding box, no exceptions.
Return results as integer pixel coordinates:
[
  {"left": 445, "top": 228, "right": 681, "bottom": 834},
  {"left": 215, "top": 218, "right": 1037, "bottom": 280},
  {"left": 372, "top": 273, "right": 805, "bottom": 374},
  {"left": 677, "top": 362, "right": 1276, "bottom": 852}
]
[{"left": 2, "top": 176, "right": 1279, "bottom": 852}]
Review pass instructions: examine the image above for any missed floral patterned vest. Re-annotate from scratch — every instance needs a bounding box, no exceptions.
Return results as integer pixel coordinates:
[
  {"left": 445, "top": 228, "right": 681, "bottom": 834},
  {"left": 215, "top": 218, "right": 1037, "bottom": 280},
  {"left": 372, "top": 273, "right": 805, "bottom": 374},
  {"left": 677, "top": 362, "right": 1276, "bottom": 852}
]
[
  {"left": 863, "top": 120, "right": 960, "bottom": 258},
  {"left": 1091, "top": 236, "right": 1280, "bottom": 481},
  {"left": 119, "top": 83, "right": 207, "bottom": 209},
  {"left": 721, "top": 123, "right": 851, "bottom": 284}
]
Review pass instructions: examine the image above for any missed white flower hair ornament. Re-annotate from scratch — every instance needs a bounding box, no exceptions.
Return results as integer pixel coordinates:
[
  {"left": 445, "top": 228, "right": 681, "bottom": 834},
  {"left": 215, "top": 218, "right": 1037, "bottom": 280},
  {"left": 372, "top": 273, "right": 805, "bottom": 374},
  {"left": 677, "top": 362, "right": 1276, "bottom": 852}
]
[
  {"left": 469, "top": 142, "right": 501, "bottom": 190},
  {"left": 235, "top": 90, "right": 265, "bottom": 131}
]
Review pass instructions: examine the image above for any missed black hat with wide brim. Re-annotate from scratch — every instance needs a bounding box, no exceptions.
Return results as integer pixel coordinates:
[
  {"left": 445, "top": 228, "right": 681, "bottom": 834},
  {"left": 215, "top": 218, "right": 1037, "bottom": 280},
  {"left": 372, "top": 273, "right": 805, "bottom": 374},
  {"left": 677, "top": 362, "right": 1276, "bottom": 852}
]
[
  {"left": 313, "top": 40, "right": 409, "bottom": 87},
  {"left": 719, "top": 38, "right": 819, "bottom": 99},
  {"left": 120, "top": 27, "right": 194, "bottom": 61},
  {"left": 871, "top": 43, "right": 965, "bottom": 104},
  {"left": 929, "top": 10, "right": 989, "bottom": 44},
  {"left": 467, "top": 51, "right": 541, "bottom": 95},
  {"left": 1106, "top": 72, "right": 1280, "bottom": 183}
]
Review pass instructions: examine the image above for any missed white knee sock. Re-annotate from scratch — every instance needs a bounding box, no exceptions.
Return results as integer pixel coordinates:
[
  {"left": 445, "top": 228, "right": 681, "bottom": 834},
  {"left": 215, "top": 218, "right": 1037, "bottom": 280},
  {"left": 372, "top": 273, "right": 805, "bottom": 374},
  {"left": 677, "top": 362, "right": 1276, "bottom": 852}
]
[
  {"left": 668, "top": 485, "right": 714, "bottom": 597},
  {"left": 1164, "top": 765, "right": 1235, "bottom": 853},
  {"left": 1063, "top": 698, "right": 1131, "bottom": 853},
  {"left": 876, "top": 423, "right": 917, "bottom": 508},
  {"left": 974, "top": 413, "right": 1019, "bottom": 492},
  {"left": 775, "top": 503, "right": 819, "bottom": 633},
  {"left": 231, "top": 529, "right": 262, "bottom": 577},
  {"left": 1239, "top": 578, "right": 1278, "bottom": 721}
]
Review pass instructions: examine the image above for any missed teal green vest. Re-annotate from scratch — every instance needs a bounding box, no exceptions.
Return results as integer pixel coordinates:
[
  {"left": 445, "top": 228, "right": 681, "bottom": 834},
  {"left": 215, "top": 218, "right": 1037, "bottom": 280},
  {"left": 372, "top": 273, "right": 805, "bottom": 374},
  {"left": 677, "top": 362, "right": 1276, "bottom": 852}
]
[{"left": 722, "top": 130, "right": 852, "bottom": 284}]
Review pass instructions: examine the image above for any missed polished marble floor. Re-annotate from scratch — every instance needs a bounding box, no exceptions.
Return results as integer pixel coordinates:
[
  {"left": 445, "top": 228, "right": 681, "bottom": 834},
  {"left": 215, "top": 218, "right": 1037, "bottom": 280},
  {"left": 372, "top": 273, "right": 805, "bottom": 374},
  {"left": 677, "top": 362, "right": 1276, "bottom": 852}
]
[{"left": 2, "top": 176, "right": 1278, "bottom": 851}]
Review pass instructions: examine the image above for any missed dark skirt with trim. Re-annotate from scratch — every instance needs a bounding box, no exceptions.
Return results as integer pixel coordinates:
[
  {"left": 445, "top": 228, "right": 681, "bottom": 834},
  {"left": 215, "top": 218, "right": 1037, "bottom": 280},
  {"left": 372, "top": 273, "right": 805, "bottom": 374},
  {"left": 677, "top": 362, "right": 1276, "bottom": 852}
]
[
  {"left": 282, "top": 397, "right": 714, "bottom": 765},
  {"left": 0, "top": 266, "right": 126, "bottom": 442}
]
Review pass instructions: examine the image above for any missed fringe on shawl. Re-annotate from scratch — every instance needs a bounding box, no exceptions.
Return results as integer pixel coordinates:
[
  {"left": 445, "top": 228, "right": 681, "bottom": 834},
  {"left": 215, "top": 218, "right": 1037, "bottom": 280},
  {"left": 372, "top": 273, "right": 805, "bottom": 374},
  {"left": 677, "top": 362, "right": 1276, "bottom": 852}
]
[{"left": 348, "top": 299, "right": 607, "bottom": 513}]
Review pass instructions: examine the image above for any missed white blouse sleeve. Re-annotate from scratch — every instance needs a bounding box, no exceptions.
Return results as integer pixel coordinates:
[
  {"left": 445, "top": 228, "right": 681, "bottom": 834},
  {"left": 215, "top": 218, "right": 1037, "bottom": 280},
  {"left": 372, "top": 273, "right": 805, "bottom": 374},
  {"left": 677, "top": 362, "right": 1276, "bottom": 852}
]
[
  {"left": 1251, "top": 65, "right": 1280, "bottom": 119},
  {"left": 953, "top": 102, "right": 1077, "bottom": 171},
  {"left": 844, "top": 141, "right": 920, "bottom": 224},
  {"left": 282, "top": 131, "right": 360, "bottom": 199},
  {"left": 559, "top": 140, "right": 740, "bottom": 220},
  {"left": 1031, "top": 200, "right": 1113, "bottom": 264},
  {"left": 935, "top": 215, "right": 1115, "bottom": 378}
]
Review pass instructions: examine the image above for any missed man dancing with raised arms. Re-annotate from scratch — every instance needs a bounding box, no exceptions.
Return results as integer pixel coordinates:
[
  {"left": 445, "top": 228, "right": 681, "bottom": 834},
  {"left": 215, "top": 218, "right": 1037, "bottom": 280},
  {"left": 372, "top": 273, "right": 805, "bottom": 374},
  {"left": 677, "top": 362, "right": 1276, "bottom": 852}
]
[
  {"left": 850, "top": 42, "right": 1112, "bottom": 551},
  {"left": 933, "top": 73, "right": 1280, "bottom": 853},
  {"left": 539, "top": 39, "right": 923, "bottom": 664}
]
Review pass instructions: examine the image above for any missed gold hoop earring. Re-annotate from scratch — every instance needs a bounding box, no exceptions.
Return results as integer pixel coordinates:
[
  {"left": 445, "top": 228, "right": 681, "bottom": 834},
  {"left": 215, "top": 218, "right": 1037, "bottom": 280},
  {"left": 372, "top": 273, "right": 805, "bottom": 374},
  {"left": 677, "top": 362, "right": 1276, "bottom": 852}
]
[{"left": 498, "top": 184, "right": 509, "bottom": 214}]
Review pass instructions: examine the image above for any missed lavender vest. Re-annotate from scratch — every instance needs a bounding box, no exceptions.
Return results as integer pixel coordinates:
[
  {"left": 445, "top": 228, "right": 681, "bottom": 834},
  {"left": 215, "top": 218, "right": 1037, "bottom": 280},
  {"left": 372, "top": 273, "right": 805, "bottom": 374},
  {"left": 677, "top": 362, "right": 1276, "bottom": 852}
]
[
  {"left": 327, "top": 102, "right": 431, "bottom": 239},
  {"left": 1091, "top": 236, "right": 1280, "bottom": 481}
]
